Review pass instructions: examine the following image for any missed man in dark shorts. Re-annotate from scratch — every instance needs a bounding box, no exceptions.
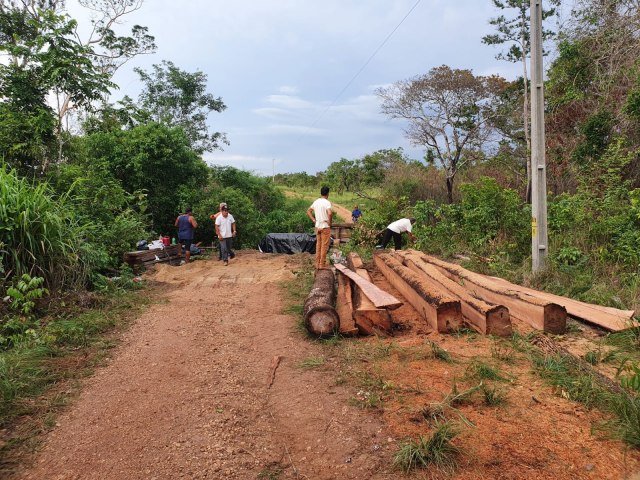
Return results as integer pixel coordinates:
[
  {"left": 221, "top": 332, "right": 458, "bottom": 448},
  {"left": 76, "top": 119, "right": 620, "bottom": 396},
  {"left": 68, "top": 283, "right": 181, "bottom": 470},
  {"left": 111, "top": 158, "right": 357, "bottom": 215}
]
[{"left": 175, "top": 207, "right": 198, "bottom": 263}]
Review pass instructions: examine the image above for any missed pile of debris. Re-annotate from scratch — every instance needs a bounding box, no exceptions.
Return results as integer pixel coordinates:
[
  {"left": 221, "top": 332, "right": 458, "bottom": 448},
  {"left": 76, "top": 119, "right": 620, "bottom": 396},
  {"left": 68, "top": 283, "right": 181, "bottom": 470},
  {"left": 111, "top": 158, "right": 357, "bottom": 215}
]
[{"left": 303, "top": 249, "right": 636, "bottom": 337}]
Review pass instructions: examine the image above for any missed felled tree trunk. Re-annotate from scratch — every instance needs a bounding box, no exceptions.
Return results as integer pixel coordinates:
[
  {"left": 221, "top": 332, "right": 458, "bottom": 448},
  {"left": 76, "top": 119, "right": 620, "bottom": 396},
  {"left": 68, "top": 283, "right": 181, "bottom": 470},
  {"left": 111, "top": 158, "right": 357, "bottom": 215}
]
[{"left": 303, "top": 269, "right": 339, "bottom": 336}]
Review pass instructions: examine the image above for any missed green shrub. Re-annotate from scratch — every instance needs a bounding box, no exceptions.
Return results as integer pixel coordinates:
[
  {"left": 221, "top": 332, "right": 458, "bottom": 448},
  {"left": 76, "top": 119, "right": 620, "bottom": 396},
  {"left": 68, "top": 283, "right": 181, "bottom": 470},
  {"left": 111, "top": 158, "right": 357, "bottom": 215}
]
[{"left": 0, "top": 165, "right": 87, "bottom": 288}]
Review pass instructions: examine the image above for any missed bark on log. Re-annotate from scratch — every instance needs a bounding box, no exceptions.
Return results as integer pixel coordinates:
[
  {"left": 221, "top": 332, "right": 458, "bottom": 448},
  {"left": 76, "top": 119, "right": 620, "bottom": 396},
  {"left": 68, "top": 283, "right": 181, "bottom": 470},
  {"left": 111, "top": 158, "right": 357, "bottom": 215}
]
[
  {"left": 336, "top": 272, "right": 358, "bottom": 336},
  {"left": 487, "top": 274, "right": 637, "bottom": 331},
  {"left": 374, "top": 252, "right": 462, "bottom": 333},
  {"left": 530, "top": 334, "right": 626, "bottom": 395},
  {"left": 334, "top": 264, "right": 402, "bottom": 310},
  {"left": 398, "top": 251, "right": 512, "bottom": 337},
  {"left": 303, "top": 269, "right": 339, "bottom": 336},
  {"left": 410, "top": 250, "right": 566, "bottom": 334}
]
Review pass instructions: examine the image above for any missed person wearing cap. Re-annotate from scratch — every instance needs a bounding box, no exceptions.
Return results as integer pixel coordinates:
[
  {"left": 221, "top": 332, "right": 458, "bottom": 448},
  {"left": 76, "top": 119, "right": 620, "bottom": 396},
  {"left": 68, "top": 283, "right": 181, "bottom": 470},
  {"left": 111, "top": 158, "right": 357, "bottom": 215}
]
[
  {"left": 215, "top": 205, "right": 237, "bottom": 266},
  {"left": 376, "top": 217, "right": 416, "bottom": 250},
  {"left": 307, "top": 186, "right": 333, "bottom": 269},
  {"left": 175, "top": 207, "right": 198, "bottom": 263},
  {"left": 210, "top": 203, "right": 233, "bottom": 260}
]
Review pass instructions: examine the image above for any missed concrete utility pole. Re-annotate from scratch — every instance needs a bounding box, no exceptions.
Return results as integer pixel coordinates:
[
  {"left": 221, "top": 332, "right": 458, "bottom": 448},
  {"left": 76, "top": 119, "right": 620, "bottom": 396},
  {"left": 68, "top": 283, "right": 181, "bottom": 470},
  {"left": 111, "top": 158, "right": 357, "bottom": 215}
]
[
  {"left": 272, "top": 159, "right": 275, "bottom": 183},
  {"left": 530, "top": 0, "right": 548, "bottom": 272}
]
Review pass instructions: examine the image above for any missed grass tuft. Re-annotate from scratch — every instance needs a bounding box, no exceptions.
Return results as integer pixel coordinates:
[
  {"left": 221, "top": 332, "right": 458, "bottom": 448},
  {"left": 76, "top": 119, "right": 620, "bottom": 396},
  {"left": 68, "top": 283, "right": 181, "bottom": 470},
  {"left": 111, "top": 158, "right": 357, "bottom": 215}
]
[
  {"left": 393, "top": 421, "right": 462, "bottom": 473},
  {"left": 429, "top": 341, "right": 453, "bottom": 363},
  {"left": 466, "top": 359, "right": 507, "bottom": 382},
  {"left": 481, "top": 384, "right": 508, "bottom": 406},
  {"left": 296, "top": 356, "right": 326, "bottom": 369}
]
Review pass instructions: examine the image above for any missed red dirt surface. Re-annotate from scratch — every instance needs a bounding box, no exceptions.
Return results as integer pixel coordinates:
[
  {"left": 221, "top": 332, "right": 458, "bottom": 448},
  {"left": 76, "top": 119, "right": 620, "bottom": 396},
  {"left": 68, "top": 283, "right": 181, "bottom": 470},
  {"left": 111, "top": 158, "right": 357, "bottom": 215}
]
[{"left": 11, "top": 251, "right": 640, "bottom": 479}]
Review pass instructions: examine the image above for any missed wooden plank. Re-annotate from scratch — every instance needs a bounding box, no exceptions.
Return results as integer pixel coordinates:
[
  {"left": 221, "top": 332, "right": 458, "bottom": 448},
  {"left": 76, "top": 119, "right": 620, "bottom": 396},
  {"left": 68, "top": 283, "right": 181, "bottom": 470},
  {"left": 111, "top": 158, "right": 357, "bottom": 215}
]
[
  {"left": 334, "top": 263, "right": 402, "bottom": 310},
  {"left": 124, "top": 245, "right": 181, "bottom": 266},
  {"left": 336, "top": 272, "right": 358, "bottom": 336},
  {"left": 374, "top": 252, "right": 462, "bottom": 333},
  {"left": 485, "top": 274, "right": 637, "bottom": 332},
  {"left": 410, "top": 250, "right": 566, "bottom": 334},
  {"left": 398, "top": 252, "right": 512, "bottom": 337},
  {"left": 351, "top": 267, "right": 392, "bottom": 334}
]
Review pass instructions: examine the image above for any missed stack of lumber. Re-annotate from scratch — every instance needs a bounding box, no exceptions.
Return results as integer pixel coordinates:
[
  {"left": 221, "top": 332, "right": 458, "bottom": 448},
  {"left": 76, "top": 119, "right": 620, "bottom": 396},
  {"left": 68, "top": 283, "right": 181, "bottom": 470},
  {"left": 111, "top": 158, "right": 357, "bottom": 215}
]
[
  {"left": 373, "top": 252, "right": 464, "bottom": 334},
  {"left": 388, "top": 250, "right": 636, "bottom": 333},
  {"left": 330, "top": 223, "right": 353, "bottom": 244},
  {"left": 303, "top": 268, "right": 339, "bottom": 336},
  {"left": 123, "top": 245, "right": 182, "bottom": 269},
  {"left": 394, "top": 251, "right": 512, "bottom": 336},
  {"left": 335, "top": 254, "right": 402, "bottom": 336}
]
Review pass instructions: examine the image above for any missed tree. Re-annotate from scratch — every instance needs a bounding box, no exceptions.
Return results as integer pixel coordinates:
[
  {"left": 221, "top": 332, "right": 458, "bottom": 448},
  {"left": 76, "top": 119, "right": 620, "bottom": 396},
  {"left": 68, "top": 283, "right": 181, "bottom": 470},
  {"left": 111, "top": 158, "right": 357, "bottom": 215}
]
[
  {"left": 1, "top": 1, "right": 155, "bottom": 164},
  {"left": 377, "top": 65, "right": 507, "bottom": 203},
  {"left": 81, "top": 122, "right": 209, "bottom": 234},
  {"left": 324, "top": 158, "right": 360, "bottom": 194},
  {"left": 482, "top": 0, "right": 561, "bottom": 201},
  {"left": 0, "top": 3, "right": 112, "bottom": 174},
  {"left": 123, "top": 60, "right": 228, "bottom": 154}
]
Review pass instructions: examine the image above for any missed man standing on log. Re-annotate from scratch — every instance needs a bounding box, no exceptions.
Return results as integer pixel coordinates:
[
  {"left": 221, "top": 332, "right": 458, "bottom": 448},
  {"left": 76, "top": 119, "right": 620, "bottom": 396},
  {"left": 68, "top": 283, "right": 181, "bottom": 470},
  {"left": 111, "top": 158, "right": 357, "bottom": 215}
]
[
  {"left": 175, "top": 207, "right": 198, "bottom": 264},
  {"left": 307, "top": 186, "right": 333, "bottom": 269},
  {"left": 376, "top": 217, "right": 416, "bottom": 250}
]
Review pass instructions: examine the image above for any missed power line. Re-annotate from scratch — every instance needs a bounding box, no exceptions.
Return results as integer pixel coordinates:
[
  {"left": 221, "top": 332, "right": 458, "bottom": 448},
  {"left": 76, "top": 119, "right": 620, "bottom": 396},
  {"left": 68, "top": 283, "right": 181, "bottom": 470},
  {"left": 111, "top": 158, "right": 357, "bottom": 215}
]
[{"left": 308, "top": 0, "right": 422, "bottom": 130}]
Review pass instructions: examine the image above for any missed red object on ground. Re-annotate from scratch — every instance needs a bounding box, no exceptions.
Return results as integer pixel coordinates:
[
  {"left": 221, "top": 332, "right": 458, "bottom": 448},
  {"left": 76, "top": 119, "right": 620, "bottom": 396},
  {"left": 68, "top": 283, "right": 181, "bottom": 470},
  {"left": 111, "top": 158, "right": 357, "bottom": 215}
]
[{"left": 162, "top": 236, "right": 170, "bottom": 246}]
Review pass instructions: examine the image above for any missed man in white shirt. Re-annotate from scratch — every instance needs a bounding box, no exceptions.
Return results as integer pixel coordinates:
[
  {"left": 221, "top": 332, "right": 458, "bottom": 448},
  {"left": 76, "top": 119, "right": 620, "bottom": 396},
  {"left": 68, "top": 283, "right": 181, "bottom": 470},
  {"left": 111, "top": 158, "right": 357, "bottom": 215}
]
[
  {"left": 376, "top": 217, "right": 416, "bottom": 250},
  {"left": 307, "top": 186, "right": 333, "bottom": 269},
  {"left": 215, "top": 206, "right": 237, "bottom": 266}
]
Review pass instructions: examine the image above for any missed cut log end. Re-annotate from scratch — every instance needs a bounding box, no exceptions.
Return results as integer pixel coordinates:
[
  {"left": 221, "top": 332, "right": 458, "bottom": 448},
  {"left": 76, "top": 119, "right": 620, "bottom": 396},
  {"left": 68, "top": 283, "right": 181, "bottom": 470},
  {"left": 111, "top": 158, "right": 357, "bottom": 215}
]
[
  {"left": 544, "top": 304, "right": 568, "bottom": 334},
  {"left": 486, "top": 306, "right": 513, "bottom": 337},
  {"left": 305, "top": 307, "right": 339, "bottom": 336}
]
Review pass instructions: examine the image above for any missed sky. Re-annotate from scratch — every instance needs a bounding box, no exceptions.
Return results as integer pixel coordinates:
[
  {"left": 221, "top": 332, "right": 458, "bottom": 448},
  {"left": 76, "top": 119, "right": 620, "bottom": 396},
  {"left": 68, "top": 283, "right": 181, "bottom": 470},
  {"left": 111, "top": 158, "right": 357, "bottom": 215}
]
[{"left": 66, "top": 0, "right": 556, "bottom": 177}]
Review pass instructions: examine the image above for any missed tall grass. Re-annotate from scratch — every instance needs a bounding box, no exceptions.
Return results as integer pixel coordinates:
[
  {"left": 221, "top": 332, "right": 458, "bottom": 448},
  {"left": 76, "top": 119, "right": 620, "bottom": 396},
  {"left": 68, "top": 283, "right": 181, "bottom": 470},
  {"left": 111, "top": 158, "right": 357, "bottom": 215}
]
[{"left": 0, "top": 165, "right": 88, "bottom": 288}]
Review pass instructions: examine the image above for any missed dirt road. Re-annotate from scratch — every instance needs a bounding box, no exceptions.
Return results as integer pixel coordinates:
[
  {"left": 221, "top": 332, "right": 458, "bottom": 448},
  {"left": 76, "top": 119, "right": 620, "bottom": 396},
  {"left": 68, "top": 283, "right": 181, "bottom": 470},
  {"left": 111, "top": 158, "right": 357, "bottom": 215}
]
[{"left": 16, "top": 252, "right": 395, "bottom": 479}]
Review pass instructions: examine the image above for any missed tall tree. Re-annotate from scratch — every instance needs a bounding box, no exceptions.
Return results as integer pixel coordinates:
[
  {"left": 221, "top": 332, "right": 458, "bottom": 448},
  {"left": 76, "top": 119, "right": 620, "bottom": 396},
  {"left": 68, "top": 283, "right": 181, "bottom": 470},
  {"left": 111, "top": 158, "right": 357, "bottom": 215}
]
[
  {"left": 377, "top": 65, "right": 507, "bottom": 203},
  {"left": 0, "top": 3, "right": 112, "bottom": 174},
  {"left": 0, "top": 0, "right": 155, "bottom": 170},
  {"left": 482, "top": 0, "right": 560, "bottom": 201},
  {"left": 123, "top": 60, "right": 228, "bottom": 154}
]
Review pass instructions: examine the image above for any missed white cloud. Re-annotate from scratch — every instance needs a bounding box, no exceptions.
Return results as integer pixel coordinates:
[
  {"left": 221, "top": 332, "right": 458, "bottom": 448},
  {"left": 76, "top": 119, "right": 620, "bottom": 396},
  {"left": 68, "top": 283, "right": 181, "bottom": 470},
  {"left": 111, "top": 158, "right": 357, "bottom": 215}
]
[{"left": 64, "top": 0, "right": 526, "bottom": 176}]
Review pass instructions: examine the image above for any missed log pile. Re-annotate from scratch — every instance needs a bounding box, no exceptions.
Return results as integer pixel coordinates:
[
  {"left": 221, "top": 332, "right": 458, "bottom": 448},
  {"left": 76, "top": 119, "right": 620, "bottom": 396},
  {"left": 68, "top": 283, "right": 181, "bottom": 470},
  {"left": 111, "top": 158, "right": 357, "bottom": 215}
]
[
  {"left": 335, "top": 257, "right": 402, "bottom": 336},
  {"left": 123, "top": 245, "right": 182, "bottom": 270},
  {"left": 374, "top": 252, "right": 463, "bottom": 333},
  {"left": 303, "top": 249, "right": 635, "bottom": 339},
  {"left": 378, "top": 250, "right": 636, "bottom": 334},
  {"left": 398, "top": 251, "right": 511, "bottom": 336}
]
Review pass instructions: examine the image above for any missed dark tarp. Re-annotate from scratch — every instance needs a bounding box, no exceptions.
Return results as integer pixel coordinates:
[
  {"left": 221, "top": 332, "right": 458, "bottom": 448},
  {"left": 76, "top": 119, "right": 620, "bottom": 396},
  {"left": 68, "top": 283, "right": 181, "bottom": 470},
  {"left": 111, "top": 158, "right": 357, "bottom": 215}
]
[{"left": 258, "top": 233, "right": 333, "bottom": 254}]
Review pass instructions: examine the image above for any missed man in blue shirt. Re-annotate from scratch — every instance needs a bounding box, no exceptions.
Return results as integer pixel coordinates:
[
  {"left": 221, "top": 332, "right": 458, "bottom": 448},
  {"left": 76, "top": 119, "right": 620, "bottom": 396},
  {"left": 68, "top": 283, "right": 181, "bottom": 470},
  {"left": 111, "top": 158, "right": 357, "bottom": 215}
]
[{"left": 175, "top": 207, "right": 198, "bottom": 263}]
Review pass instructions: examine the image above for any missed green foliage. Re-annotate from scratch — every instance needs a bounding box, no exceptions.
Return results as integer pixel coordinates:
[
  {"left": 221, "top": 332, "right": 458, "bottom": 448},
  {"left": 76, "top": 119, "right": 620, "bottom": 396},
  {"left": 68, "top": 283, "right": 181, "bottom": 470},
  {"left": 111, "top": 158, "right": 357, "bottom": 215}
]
[
  {"left": 547, "top": 39, "right": 593, "bottom": 107},
  {"left": 0, "top": 5, "right": 113, "bottom": 174},
  {"left": 393, "top": 421, "right": 462, "bottom": 474},
  {"left": 47, "top": 159, "right": 149, "bottom": 271},
  {"left": 123, "top": 60, "right": 226, "bottom": 154},
  {"left": 619, "top": 365, "right": 640, "bottom": 393},
  {"left": 0, "top": 165, "right": 87, "bottom": 288},
  {"left": 465, "top": 359, "right": 506, "bottom": 382},
  {"left": 572, "top": 111, "right": 613, "bottom": 166},
  {"left": 5, "top": 275, "right": 48, "bottom": 317},
  {"left": 411, "top": 177, "right": 529, "bottom": 261},
  {"left": 80, "top": 122, "right": 208, "bottom": 235}
]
